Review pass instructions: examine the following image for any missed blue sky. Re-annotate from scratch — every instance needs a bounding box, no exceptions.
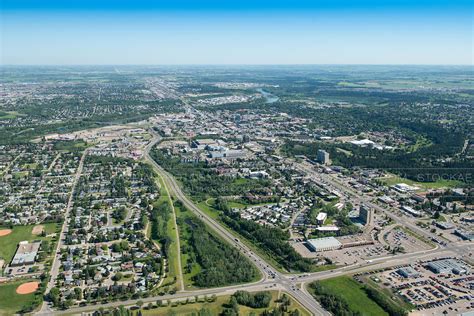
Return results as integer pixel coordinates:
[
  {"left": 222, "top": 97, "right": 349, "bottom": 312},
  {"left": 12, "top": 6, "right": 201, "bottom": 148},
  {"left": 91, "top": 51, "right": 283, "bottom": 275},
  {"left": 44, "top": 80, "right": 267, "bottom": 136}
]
[{"left": 1, "top": 0, "right": 472, "bottom": 65}]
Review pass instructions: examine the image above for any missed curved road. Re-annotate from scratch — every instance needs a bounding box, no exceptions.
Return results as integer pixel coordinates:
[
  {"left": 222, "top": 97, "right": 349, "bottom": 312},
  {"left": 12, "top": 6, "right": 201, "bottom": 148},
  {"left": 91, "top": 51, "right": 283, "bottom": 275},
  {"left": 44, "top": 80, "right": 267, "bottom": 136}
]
[
  {"left": 144, "top": 132, "right": 329, "bottom": 315},
  {"left": 36, "top": 134, "right": 473, "bottom": 316}
]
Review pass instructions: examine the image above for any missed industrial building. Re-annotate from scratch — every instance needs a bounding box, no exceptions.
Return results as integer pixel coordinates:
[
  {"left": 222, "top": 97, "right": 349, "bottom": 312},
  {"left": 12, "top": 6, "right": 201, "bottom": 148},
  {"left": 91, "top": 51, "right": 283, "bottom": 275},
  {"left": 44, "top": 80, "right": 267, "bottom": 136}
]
[
  {"left": 11, "top": 241, "right": 41, "bottom": 266},
  {"left": 307, "top": 237, "right": 342, "bottom": 252},
  {"left": 426, "top": 259, "right": 469, "bottom": 275}
]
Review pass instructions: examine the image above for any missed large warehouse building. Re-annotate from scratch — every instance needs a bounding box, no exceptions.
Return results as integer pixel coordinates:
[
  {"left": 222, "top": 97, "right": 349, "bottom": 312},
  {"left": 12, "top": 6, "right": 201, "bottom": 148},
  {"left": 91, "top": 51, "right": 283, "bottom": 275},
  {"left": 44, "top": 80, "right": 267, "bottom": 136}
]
[
  {"left": 426, "top": 259, "right": 469, "bottom": 275},
  {"left": 307, "top": 237, "right": 342, "bottom": 252}
]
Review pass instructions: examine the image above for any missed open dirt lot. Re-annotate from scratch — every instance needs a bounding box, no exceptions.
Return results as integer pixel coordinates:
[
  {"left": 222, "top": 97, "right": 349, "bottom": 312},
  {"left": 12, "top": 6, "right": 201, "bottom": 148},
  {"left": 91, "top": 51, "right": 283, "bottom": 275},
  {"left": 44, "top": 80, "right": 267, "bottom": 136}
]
[{"left": 31, "top": 225, "right": 44, "bottom": 235}]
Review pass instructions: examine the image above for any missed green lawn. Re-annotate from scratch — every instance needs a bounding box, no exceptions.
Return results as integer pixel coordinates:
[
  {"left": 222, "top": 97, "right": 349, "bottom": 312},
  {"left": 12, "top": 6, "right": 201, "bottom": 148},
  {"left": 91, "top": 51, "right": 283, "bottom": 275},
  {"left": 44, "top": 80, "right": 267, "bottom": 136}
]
[
  {"left": 0, "top": 223, "right": 60, "bottom": 268},
  {"left": 313, "top": 276, "right": 388, "bottom": 316},
  {"left": 0, "top": 111, "right": 23, "bottom": 120},
  {"left": 363, "top": 277, "right": 414, "bottom": 311},
  {"left": 153, "top": 174, "right": 182, "bottom": 291},
  {"left": 52, "top": 140, "right": 89, "bottom": 152},
  {"left": 378, "top": 175, "right": 461, "bottom": 190},
  {"left": 139, "top": 291, "right": 310, "bottom": 316},
  {"left": 22, "top": 163, "right": 38, "bottom": 170},
  {"left": 196, "top": 200, "right": 220, "bottom": 219},
  {"left": 0, "top": 280, "right": 38, "bottom": 315},
  {"left": 175, "top": 205, "right": 202, "bottom": 289},
  {"left": 13, "top": 171, "right": 29, "bottom": 179}
]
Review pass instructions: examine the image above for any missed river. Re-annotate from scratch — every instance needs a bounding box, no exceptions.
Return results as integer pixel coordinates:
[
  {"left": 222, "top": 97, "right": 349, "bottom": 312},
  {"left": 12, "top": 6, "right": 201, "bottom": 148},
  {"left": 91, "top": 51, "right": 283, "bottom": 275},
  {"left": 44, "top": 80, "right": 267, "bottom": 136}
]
[{"left": 257, "top": 88, "right": 279, "bottom": 104}]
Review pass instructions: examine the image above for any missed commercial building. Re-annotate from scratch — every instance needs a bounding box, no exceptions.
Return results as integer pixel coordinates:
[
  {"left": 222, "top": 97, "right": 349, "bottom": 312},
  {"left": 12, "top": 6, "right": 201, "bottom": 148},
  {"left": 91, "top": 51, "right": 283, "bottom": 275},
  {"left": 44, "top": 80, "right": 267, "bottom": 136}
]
[
  {"left": 350, "top": 139, "right": 375, "bottom": 147},
  {"left": 317, "top": 149, "right": 330, "bottom": 165},
  {"left": 454, "top": 229, "right": 474, "bottom": 241},
  {"left": 435, "top": 222, "right": 454, "bottom": 230},
  {"left": 191, "top": 138, "right": 218, "bottom": 150},
  {"left": 11, "top": 241, "right": 41, "bottom": 266},
  {"left": 426, "top": 259, "right": 469, "bottom": 275},
  {"left": 359, "top": 205, "right": 373, "bottom": 225},
  {"left": 307, "top": 237, "right": 342, "bottom": 252},
  {"left": 397, "top": 266, "right": 420, "bottom": 278},
  {"left": 378, "top": 196, "right": 396, "bottom": 205},
  {"left": 392, "top": 183, "right": 418, "bottom": 193},
  {"left": 316, "top": 226, "right": 339, "bottom": 232},
  {"left": 401, "top": 205, "right": 422, "bottom": 217},
  {"left": 209, "top": 149, "right": 245, "bottom": 159}
]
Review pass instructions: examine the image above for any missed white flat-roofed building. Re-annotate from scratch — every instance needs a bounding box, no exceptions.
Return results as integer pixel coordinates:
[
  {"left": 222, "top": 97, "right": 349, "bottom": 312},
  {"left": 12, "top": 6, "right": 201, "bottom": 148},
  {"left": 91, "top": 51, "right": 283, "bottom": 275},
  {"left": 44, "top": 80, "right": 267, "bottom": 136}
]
[
  {"left": 316, "top": 226, "right": 339, "bottom": 232},
  {"left": 350, "top": 139, "right": 375, "bottom": 146},
  {"left": 427, "top": 259, "right": 469, "bottom": 275},
  {"left": 401, "top": 205, "right": 422, "bottom": 217},
  {"left": 316, "top": 212, "right": 327, "bottom": 225},
  {"left": 307, "top": 237, "right": 342, "bottom": 252},
  {"left": 11, "top": 241, "right": 41, "bottom": 266},
  {"left": 392, "top": 183, "right": 418, "bottom": 193}
]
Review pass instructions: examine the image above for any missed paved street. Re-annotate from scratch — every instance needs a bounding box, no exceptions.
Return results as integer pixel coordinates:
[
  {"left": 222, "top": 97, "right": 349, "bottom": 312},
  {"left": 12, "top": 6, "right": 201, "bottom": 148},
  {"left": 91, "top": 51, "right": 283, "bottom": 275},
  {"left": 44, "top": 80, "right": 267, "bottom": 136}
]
[
  {"left": 38, "top": 149, "right": 89, "bottom": 315},
  {"left": 34, "top": 135, "right": 472, "bottom": 316}
]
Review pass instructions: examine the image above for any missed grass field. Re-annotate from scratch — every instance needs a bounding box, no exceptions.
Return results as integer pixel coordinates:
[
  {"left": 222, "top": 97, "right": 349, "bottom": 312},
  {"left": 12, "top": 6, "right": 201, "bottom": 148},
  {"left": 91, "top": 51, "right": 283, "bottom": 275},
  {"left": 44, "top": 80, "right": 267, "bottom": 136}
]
[
  {"left": 52, "top": 140, "right": 89, "bottom": 152},
  {"left": 0, "top": 223, "right": 60, "bottom": 266},
  {"left": 363, "top": 277, "right": 414, "bottom": 312},
  {"left": 0, "top": 280, "right": 38, "bottom": 315},
  {"left": 139, "top": 291, "right": 310, "bottom": 316},
  {"left": 174, "top": 204, "right": 202, "bottom": 289},
  {"left": 378, "top": 175, "right": 461, "bottom": 190},
  {"left": 196, "top": 200, "right": 220, "bottom": 219},
  {"left": 153, "top": 173, "right": 182, "bottom": 291},
  {"left": 13, "top": 171, "right": 29, "bottom": 179},
  {"left": 312, "top": 276, "right": 388, "bottom": 316},
  {"left": 0, "top": 111, "right": 23, "bottom": 120}
]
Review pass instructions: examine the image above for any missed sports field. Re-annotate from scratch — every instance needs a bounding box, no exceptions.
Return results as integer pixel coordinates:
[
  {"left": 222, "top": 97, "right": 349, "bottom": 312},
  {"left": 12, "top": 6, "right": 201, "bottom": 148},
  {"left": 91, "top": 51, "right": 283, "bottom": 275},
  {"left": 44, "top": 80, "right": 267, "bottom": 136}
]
[
  {"left": 0, "top": 280, "right": 38, "bottom": 315},
  {"left": 0, "top": 223, "right": 60, "bottom": 266}
]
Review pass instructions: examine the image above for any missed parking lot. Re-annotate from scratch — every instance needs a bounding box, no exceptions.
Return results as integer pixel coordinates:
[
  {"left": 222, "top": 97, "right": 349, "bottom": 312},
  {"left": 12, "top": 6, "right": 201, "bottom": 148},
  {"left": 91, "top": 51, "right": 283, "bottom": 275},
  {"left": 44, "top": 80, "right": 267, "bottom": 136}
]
[
  {"left": 384, "top": 227, "right": 433, "bottom": 253},
  {"left": 368, "top": 259, "right": 473, "bottom": 315}
]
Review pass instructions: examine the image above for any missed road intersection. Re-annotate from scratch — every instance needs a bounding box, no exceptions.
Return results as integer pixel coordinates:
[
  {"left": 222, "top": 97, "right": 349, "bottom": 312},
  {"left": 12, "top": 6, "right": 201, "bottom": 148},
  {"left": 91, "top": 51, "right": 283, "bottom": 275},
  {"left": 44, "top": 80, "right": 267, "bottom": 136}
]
[{"left": 37, "top": 133, "right": 472, "bottom": 316}]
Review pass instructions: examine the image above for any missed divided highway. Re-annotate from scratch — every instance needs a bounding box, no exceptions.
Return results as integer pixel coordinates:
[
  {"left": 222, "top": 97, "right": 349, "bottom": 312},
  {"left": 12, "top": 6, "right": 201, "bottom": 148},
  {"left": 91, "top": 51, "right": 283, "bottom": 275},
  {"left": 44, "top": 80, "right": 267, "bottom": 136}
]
[
  {"left": 144, "top": 132, "right": 330, "bottom": 315},
  {"left": 38, "top": 134, "right": 472, "bottom": 316}
]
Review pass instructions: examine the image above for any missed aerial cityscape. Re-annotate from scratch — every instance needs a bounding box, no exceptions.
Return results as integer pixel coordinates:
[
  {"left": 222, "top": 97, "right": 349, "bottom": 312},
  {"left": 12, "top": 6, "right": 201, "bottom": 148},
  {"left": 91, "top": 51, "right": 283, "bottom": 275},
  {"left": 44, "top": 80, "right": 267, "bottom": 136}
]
[{"left": 0, "top": 1, "right": 473, "bottom": 316}]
